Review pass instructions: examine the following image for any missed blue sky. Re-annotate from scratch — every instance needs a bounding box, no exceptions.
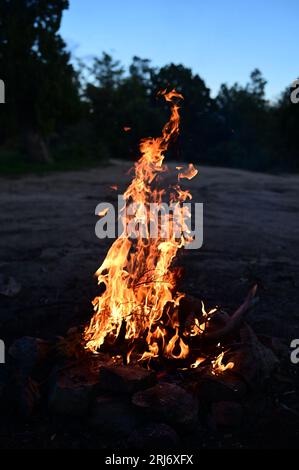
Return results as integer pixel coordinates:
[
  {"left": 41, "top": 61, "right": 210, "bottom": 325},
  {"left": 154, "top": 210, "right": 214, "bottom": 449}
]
[{"left": 61, "top": 0, "right": 297, "bottom": 100}]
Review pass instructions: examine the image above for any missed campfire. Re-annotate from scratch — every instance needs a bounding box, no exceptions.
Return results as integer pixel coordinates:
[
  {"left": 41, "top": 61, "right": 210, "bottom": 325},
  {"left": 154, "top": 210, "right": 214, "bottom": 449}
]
[{"left": 83, "top": 89, "right": 256, "bottom": 375}]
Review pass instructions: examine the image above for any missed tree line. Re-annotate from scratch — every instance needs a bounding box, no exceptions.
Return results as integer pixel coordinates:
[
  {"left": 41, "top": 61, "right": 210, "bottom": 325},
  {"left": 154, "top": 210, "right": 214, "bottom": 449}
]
[{"left": 0, "top": 0, "right": 298, "bottom": 172}]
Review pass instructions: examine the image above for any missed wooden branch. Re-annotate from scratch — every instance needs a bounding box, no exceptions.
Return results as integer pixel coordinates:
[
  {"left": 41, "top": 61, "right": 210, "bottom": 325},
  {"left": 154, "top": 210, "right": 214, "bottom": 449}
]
[{"left": 202, "top": 284, "right": 258, "bottom": 342}]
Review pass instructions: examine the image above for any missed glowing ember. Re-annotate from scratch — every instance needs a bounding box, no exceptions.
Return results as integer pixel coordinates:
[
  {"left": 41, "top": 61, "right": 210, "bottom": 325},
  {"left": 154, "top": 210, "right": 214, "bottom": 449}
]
[
  {"left": 189, "top": 302, "right": 218, "bottom": 336},
  {"left": 178, "top": 163, "right": 198, "bottom": 181},
  {"left": 211, "top": 351, "right": 234, "bottom": 374}
]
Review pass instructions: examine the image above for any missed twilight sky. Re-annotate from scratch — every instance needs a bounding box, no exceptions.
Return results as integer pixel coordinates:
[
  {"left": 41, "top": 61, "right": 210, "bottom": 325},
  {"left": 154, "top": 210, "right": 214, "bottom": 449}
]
[{"left": 61, "top": 0, "right": 297, "bottom": 100}]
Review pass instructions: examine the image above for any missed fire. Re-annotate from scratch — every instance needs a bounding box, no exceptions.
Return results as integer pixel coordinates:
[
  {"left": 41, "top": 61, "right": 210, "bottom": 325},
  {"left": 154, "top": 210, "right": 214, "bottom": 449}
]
[
  {"left": 190, "top": 357, "right": 206, "bottom": 368},
  {"left": 178, "top": 163, "right": 198, "bottom": 181},
  {"left": 189, "top": 302, "right": 218, "bottom": 336},
  {"left": 212, "top": 351, "right": 234, "bottom": 374},
  {"left": 84, "top": 89, "right": 231, "bottom": 370}
]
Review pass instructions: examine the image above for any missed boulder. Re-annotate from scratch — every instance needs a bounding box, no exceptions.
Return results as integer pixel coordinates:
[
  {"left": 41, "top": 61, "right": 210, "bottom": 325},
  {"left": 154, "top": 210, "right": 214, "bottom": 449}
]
[
  {"left": 48, "top": 362, "right": 98, "bottom": 417},
  {"left": 197, "top": 372, "right": 248, "bottom": 405},
  {"left": 89, "top": 395, "right": 142, "bottom": 438},
  {"left": 210, "top": 401, "right": 243, "bottom": 429},
  {"left": 226, "top": 324, "right": 279, "bottom": 390},
  {"left": 98, "top": 365, "right": 156, "bottom": 394},
  {"left": 132, "top": 382, "right": 198, "bottom": 429}
]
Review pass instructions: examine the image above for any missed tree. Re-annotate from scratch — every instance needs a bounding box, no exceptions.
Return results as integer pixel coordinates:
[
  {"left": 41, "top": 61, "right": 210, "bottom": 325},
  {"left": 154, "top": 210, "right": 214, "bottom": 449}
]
[
  {"left": 151, "top": 63, "right": 218, "bottom": 161},
  {"left": 85, "top": 53, "right": 125, "bottom": 158},
  {"left": 215, "top": 69, "right": 272, "bottom": 169},
  {"left": 0, "top": 0, "right": 80, "bottom": 162},
  {"left": 85, "top": 54, "right": 160, "bottom": 160},
  {"left": 273, "top": 84, "right": 299, "bottom": 170},
  {"left": 85, "top": 58, "right": 221, "bottom": 162},
  {"left": 247, "top": 68, "right": 267, "bottom": 101}
]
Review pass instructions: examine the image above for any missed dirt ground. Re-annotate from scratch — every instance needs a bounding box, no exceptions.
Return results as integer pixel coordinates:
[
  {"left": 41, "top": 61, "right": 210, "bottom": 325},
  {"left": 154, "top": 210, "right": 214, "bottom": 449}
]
[{"left": 0, "top": 161, "right": 299, "bottom": 448}]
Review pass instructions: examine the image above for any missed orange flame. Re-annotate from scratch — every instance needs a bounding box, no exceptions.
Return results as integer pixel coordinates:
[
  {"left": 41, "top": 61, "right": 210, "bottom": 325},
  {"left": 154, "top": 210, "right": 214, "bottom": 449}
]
[
  {"left": 190, "top": 357, "right": 206, "bottom": 368},
  {"left": 84, "top": 90, "right": 208, "bottom": 365},
  {"left": 212, "top": 351, "right": 234, "bottom": 374},
  {"left": 178, "top": 163, "right": 198, "bottom": 181},
  {"left": 189, "top": 302, "right": 217, "bottom": 336}
]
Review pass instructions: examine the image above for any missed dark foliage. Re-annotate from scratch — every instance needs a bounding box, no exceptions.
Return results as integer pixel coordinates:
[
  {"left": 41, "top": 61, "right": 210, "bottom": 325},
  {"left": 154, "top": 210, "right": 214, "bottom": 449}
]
[
  {"left": 0, "top": 1, "right": 298, "bottom": 171},
  {"left": 0, "top": 0, "right": 81, "bottom": 162}
]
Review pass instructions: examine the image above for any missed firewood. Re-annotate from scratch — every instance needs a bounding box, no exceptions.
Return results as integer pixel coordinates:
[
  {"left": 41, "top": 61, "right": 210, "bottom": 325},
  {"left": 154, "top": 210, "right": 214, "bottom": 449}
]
[{"left": 202, "top": 285, "right": 258, "bottom": 342}]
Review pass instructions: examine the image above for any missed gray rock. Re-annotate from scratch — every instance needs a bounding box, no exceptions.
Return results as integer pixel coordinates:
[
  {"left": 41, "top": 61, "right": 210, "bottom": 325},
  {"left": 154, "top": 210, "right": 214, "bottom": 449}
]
[
  {"left": 226, "top": 324, "right": 279, "bottom": 390},
  {"left": 48, "top": 362, "right": 98, "bottom": 417},
  {"left": 197, "top": 372, "right": 247, "bottom": 404},
  {"left": 132, "top": 382, "right": 198, "bottom": 429},
  {"left": 210, "top": 401, "right": 243, "bottom": 429},
  {"left": 98, "top": 365, "right": 156, "bottom": 394},
  {"left": 126, "top": 423, "right": 180, "bottom": 449},
  {"left": 89, "top": 395, "right": 142, "bottom": 438},
  {"left": 9, "top": 336, "right": 51, "bottom": 374}
]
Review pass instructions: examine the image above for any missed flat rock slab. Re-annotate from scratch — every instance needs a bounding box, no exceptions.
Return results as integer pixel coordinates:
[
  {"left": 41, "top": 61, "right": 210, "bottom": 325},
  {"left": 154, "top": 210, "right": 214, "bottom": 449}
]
[
  {"left": 132, "top": 382, "right": 198, "bottom": 429},
  {"left": 98, "top": 365, "right": 156, "bottom": 394},
  {"left": 89, "top": 395, "right": 142, "bottom": 438},
  {"left": 48, "top": 361, "right": 99, "bottom": 417}
]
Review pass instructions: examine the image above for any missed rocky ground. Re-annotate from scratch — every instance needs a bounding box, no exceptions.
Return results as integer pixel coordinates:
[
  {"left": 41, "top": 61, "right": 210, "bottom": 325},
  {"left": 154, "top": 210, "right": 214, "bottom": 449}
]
[{"left": 0, "top": 161, "right": 299, "bottom": 449}]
